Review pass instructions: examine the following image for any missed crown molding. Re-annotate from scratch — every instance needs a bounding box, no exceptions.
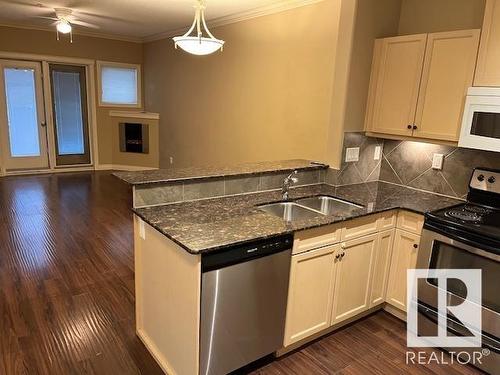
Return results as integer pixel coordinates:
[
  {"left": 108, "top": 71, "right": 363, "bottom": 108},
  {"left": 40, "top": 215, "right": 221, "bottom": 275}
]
[
  {"left": 0, "top": 0, "right": 326, "bottom": 45},
  {"left": 0, "top": 22, "right": 143, "bottom": 43},
  {"left": 142, "top": 0, "right": 326, "bottom": 42}
]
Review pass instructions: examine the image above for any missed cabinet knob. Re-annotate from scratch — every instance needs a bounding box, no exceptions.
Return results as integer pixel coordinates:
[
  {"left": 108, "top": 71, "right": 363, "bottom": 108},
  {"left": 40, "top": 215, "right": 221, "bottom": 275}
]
[
  {"left": 335, "top": 254, "right": 341, "bottom": 260},
  {"left": 412, "top": 125, "right": 418, "bottom": 130},
  {"left": 407, "top": 125, "right": 412, "bottom": 130},
  {"left": 413, "top": 244, "right": 418, "bottom": 249},
  {"left": 341, "top": 252, "right": 346, "bottom": 258},
  {"left": 488, "top": 176, "right": 496, "bottom": 184}
]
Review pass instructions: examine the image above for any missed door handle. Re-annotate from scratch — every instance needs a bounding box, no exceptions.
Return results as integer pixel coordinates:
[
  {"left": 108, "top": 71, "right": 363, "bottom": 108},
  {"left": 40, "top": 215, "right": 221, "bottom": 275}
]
[{"left": 41, "top": 121, "right": 47, "bottom": 127}]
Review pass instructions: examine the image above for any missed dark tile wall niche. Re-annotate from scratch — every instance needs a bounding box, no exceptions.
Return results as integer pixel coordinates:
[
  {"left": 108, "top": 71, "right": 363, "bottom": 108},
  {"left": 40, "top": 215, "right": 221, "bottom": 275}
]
[
  {"left": 338, "top": 132, "right": 500, "bottom": 199},
  {"left": 119, "top": 123, "right": 149, "bottom": 154}
]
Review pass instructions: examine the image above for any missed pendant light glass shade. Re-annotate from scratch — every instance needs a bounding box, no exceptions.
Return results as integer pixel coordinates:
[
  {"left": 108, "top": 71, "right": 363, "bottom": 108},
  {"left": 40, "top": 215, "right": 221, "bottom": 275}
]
[{"left": 173, "top": 0, "right": 224, "bottom": 56}]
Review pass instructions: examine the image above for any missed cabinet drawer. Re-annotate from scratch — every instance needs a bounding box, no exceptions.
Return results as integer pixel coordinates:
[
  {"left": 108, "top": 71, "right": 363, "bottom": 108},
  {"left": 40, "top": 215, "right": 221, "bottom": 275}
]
[
  {"left": 293, "top": 224, "right": 342, "bottom": 254},
  {"left": 377, "top": 211, "right": 397, "bottom": 231},
  {"left": 397, "top": 211, "right": 424, "bottom": 235},
  {"left": 341, "top": 215, "right": 379, "bottom": 241}
]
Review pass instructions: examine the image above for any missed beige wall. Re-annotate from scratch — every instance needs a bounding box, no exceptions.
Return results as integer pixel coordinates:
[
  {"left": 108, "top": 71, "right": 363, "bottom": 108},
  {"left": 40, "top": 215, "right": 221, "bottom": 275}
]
[
  {"left": 343, "top": 0, "right": 402, "bottom": 133},
  {"left": 144, "top": 0, "right": 404, "bottom": 169},
  {"left": 145, "top": 0, "right": 342, "bottom": 169},
  {"left": 398, "top": 0, "right": 485, "bottom": 35},
  {"left": 0, "top": 25, "right": 143, "bottom": 165}
]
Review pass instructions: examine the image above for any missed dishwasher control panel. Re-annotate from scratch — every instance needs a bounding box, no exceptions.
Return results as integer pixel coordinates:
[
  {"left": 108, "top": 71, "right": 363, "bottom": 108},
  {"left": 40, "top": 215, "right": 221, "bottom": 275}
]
[{"left": 201, "top": 235, "right": 292, "bottom": 272}]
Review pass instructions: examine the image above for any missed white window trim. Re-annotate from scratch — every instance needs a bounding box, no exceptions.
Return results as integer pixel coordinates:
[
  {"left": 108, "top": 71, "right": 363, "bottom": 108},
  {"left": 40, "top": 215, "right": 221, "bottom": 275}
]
[{"left": 97, "top": 60, "right": 142, "bottom": 108}]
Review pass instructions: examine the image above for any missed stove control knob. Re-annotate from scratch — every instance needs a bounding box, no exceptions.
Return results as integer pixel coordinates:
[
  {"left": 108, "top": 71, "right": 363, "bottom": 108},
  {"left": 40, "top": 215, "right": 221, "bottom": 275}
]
[
  {"left": 488, "top": 176, "right": 496, "bottom": 184},
  {"left": 477, "top": 174, "right": 485, "bottom": 182}
]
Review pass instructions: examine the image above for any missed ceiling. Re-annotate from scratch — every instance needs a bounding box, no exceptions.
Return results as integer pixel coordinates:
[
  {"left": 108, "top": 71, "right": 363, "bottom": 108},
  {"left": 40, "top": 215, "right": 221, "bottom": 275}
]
[{"left": 0, "top": 0, "right": 319, "bottom": 42}]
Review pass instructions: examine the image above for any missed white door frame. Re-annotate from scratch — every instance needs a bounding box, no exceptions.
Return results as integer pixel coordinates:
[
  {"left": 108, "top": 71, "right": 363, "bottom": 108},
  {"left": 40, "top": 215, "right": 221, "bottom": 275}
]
[
  {"left": 0, "top": 60, "right": 49, "bottom": 172},
  {"left": 0, "top": 51, "right": 100, "bottom": 176}
]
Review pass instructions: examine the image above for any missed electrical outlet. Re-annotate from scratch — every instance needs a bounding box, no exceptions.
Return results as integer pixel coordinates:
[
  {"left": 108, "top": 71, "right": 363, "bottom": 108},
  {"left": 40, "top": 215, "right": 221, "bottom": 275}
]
[
  {"left": 432, "top": 153, "right": 444, "bottom": 170},
  {"left": 367, "top": 202, "right": 374, "bottom": 212},
  {"left": 139, "top": 219, "right": 146, "bottom": 239},
  {"left": 345, "top": 147, "right": 359, "bottom": 162},
  {"left": 374, "top": 145, "right": 382, "bottom": 161},
  {"left": 169, "top": 156, "right": 174, "bottom": 165}
]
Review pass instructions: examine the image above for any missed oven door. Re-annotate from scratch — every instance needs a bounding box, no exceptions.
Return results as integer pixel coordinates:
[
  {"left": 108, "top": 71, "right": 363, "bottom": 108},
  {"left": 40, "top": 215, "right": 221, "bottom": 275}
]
[
  {"left": 459, "top": 92, "right": 500, "bottom": 152},
  {"left": 417, "top": 229, "right": 500, "bottom": 338}
]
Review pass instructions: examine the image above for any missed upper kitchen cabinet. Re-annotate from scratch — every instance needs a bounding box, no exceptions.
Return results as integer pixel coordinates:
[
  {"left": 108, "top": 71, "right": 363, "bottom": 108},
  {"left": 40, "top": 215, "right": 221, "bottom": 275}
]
[
  {"left": 475, "top": 0, "right": 500, "bottom": 86},
  {"left": 365, "top": 29, "right": 480, "bottom": 142},
  {"left": 366, "top": 34, "right": 427, "bottom": 137},
  {"left": 414, "top": 30, "right": 480, "bottom": 141}
]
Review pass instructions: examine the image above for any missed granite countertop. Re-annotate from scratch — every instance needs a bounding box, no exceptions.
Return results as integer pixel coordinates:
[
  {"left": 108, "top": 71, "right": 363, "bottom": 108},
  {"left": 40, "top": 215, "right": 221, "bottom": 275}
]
[
  {"left": 133, "top": 181, "right": 462, "bottom": 254},
  {"left": 114, "top": 159, "right": 327, "bottom": 185}
]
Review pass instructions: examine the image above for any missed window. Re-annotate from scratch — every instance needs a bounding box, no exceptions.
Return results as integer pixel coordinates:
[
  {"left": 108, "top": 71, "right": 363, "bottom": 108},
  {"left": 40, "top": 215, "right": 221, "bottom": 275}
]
[{"left": 97, "top": 61, "right": 141, "bottom": 107}]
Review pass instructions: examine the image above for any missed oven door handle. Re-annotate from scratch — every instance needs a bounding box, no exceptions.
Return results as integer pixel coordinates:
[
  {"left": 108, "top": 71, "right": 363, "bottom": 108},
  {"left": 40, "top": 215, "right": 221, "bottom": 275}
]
[{"left": 418, "top": 304, "right": 500, "bottom": 354}]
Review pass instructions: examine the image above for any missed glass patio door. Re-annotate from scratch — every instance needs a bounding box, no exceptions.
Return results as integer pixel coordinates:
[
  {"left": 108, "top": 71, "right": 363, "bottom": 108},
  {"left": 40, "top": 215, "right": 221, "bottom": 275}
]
[
  {"left": 49, "top": 64, "right": 90, "bottom": 165},
  {"left": 0, "top": 60, "right": 49, "bottom": 170}
]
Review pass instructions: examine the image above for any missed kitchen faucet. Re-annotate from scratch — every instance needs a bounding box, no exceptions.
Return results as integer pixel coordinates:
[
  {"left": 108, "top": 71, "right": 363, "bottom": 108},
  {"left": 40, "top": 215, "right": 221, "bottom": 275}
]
[{"left": 281, "top": 170, "right": 298, "bottom": 200}]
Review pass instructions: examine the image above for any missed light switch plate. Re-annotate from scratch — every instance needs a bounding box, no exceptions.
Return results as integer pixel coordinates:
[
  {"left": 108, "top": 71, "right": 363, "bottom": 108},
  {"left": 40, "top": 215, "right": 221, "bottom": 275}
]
[
  {"left": 374, "top": 145, "right": 382, "bottom": 161},
  {"left": 345, "top": 147, "right": 360, "bottom": 162},
  {"left": 432, "top": 153, "right": 444, "bottom": 170}
]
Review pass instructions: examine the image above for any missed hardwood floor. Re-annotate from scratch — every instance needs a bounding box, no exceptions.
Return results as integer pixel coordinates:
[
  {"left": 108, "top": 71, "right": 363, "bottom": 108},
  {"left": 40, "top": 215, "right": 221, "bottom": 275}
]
[
  {"left": 0, "top": 172, "right": 483, "bottom": 375},
  {"left": 248, "top": 312, "right": 482, "bottom": 375}
]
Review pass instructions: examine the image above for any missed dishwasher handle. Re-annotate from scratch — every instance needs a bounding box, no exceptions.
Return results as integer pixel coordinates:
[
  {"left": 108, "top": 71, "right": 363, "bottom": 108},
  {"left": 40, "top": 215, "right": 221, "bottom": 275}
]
[{"left": 201, "top": 235, "right": 293, "bottom": 272}]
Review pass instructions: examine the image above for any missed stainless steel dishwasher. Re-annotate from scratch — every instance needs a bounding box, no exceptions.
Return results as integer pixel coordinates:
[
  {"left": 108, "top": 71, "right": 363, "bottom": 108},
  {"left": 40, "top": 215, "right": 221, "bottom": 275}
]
[{"left": 200, "top": 235, "right": 292, "bottom": 375}]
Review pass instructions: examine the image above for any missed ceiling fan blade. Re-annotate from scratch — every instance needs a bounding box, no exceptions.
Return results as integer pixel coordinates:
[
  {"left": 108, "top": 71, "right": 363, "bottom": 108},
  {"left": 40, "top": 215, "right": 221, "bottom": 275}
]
[
  {"left": 34, "top": 16, "right": 59, "bottom": 21},
  {"left": 71, "top": 20, "right": 100, "bottom": 29},
  {"left": 75, "top": 11, "right": 129, "bottom": 23}
]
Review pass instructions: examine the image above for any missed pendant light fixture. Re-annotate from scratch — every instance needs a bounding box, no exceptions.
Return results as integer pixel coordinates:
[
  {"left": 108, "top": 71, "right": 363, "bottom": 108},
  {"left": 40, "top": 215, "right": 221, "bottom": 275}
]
[{"left": 173, "top": 0, "right": 224, "bottom": 56}]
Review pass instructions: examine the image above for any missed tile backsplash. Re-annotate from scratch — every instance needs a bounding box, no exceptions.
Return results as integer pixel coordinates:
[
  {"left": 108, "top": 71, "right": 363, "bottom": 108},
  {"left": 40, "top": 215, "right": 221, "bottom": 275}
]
[
  {"left": 336, "top": 132, "right": 500, "bottom": 199},
  {"left": 133, "top": 169, "right": 323, "bottom": 207},
  {"left": 333, "top": 132, "right": 384, "bottom": 186},
  {"left": 379, "top": 139, "right": 500, "bottom": 198}
]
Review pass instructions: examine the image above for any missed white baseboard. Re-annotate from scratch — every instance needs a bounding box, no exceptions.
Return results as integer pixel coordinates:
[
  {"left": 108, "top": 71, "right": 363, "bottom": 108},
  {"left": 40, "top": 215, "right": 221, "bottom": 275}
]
[{"left": 0, "top": 164, "right": 158, "bottom": 177}]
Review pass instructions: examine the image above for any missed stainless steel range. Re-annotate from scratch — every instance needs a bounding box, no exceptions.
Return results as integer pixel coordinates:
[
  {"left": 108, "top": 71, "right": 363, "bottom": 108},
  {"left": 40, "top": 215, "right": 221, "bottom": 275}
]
[{"left": 416, "top": 168, "right": 500, "bottom": 374}]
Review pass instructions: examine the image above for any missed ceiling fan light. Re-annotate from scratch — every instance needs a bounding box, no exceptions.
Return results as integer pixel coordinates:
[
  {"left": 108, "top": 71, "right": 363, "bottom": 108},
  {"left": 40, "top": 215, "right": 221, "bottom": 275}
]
[
  {"left": 56, "top": 20, "right": 72, "bottom": 34},
  {"left": 173, "top": 36, "right": 224, "bottom": 55}
]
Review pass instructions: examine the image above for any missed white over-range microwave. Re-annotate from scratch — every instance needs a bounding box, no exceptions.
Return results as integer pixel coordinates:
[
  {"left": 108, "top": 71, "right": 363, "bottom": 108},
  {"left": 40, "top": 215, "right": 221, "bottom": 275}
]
[{"left": 459, "top": 87, "right": 500, "bottom": 152}]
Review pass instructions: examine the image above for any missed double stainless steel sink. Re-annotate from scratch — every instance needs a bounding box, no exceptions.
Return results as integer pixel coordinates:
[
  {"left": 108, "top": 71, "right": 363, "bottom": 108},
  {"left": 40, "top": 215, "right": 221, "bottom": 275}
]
[{"left": 258, "top": 196, "right": 363, "bottom": 222}]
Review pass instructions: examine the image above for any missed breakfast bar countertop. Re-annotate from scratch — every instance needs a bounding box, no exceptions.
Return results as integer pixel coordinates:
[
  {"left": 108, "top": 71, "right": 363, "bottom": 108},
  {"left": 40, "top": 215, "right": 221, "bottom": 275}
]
[
  {"left": 133, "top": 181, "right": 462, "bottom": 254},
  {"left": 114, "top": 159, "right": 327, "bottom": 185}
]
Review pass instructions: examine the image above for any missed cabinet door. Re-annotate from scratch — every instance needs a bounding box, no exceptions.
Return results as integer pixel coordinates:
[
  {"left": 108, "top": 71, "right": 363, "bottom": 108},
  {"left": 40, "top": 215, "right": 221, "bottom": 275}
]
[
  {"left": 475, "top": 0, "right": 500, "bottom": 86},
  {"left": 414, "top": 30, "right": 480, "bottom": 141},
  {"left": 386, "top": 229, "right": 420, "bottom": 312},
  {"left": 284, "top": 245, "right": 337, "bottom": 346},
  {"left": 369, "top": 34, "right": 427, "bottom": 136},
  {"left": 370, "top": 229, "right": 394, "bottom": 307},
  {"left": 397, "top": 211, "right": 424, "bottom": 235},
  {"left": 331, "top": 234, "right": 377, "bottom": 326}
]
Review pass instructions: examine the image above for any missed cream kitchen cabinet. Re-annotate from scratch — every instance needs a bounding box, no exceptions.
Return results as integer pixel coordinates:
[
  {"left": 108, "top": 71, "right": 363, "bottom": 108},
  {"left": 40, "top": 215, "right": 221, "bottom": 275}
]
[
  {"left": 330, "top": 233, "right": 378, "bottom": 325},
  {"left": 475, "top": 0, "right": 500, "bottom": 86},
  {"left": 283, "top": 244, "right": 338, "bottom": 346},
  {"left": 370, "top": 229, "right": 394, "bottom": 307},
  {"left": 366, "top": 29, "right": 480, "bottom": 142},
  {"left": 385, "top": 229, "right": 420, "bottom": 312},
  {"left": 366, "top": 34, "right": 427, "bottom": 137}
]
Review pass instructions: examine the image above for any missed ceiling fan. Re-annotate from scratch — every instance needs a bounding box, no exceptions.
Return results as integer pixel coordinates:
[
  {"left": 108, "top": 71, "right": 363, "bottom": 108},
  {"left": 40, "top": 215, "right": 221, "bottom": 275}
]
[{"left": 36, "top": 7, "right": 99, "bottom": 42}]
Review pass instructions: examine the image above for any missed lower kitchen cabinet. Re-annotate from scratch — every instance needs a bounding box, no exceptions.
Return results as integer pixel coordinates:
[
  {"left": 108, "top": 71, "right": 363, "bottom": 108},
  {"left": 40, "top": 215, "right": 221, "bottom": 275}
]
[
  {"left": 283, "top": 244, "right": 338, "bottom": 346},
  {"left": 331, "top": 233, "right": 377, "bottom": 325},
  {"left": 283, "top": 211, "right": 423, "bottom": 349},
  {"left": 385, "top": 229, "right": 420, "bottom": 312},
  {"left": 370, "top": 229, "right": 394, "bottom": 307}
]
